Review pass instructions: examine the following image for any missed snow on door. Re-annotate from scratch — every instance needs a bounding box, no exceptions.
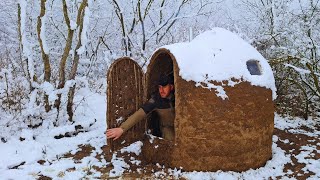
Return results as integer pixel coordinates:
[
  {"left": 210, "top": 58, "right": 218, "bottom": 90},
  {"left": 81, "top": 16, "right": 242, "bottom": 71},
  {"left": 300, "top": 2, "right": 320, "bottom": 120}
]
[{"left": 106, "top": 57, "right": 145, "bottom": 151}]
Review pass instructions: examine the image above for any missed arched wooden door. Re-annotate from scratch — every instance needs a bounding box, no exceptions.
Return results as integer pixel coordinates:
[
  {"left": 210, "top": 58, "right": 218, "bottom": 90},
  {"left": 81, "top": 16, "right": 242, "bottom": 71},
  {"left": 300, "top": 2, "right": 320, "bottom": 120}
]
[{"left": 106, "top": 57, "right": 145, "bottom": 151}]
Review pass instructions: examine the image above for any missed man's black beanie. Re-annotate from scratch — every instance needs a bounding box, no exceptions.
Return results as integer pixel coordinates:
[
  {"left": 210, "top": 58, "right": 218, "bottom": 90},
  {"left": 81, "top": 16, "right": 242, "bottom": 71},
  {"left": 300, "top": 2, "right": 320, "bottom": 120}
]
[{"left": 157, "top": 74, "right": 174, "bottom": 86}]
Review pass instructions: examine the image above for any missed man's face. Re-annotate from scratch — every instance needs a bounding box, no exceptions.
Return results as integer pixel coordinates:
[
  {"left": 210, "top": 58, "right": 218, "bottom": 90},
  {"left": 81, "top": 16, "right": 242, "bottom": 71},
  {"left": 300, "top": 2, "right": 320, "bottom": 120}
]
[{"left": 158, "top": 84, "right": 173, "bottom": 98}]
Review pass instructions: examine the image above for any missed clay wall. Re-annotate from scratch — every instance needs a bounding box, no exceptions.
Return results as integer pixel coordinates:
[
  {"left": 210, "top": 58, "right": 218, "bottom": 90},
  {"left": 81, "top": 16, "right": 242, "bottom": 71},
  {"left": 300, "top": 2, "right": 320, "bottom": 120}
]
[
  {"left": 143, "top": 50, "right": 274, "bottom": 171},
  {"left": 171, "top": 71, "right": 274, "bottom": 171}
]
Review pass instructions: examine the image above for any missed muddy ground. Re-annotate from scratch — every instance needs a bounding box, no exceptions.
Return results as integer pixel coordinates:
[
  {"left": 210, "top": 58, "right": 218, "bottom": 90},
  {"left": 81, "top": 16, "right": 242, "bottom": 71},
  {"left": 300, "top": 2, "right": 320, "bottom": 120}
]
[{"left": 37, "top": 125, "right": 320, "bottom": 180}]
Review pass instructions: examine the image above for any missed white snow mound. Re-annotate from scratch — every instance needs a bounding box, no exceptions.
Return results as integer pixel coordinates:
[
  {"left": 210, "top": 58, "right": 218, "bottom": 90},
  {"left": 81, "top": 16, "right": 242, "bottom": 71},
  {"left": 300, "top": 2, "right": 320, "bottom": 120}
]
[{"left": 163, "top": 27, "right": 277, "bottom": 99}]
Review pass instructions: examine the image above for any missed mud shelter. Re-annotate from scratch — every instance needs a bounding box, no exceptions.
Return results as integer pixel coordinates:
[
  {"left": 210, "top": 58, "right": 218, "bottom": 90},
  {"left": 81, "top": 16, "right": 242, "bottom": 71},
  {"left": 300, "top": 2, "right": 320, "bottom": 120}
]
[{"left": 106, "top": 28, "right": 276, "bottom": 171}]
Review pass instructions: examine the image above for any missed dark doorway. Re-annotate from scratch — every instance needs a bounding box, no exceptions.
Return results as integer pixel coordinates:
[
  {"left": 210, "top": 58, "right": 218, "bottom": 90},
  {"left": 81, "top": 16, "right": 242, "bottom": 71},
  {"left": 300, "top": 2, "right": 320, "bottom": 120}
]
[{"left": 146, "top": 52, "right": 175, "bottom": 138}]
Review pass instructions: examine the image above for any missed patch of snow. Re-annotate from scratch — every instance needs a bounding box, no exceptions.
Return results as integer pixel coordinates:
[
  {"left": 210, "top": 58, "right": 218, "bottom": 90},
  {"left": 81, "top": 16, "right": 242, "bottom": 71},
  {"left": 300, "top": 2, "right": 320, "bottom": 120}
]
[
  {"left": 146, "top": 131, "right": 157, "bottom": 143},
  {"left": 40, "top": 3, "right": 49, "bottom": 54},
  {"left": 0, "top": 87, "right": 107, "bottom": 179},
  {"left": 295, "top": 145, "right": 320, "bottom": 177},
  {"left": 19, "top": 0, "right": 35, "bottom": 81},
  {"left": 70, "top": 20, "right": 77, "bottom": 30},
  {"left": 116, "top": 117, "right": 124, "bottom": 124},
  {"left": 41, "top": 82, "right": 57, "bottom": 104},
  {"left": 26, "top": 89, "right": 39, "bottom": 116},
  {"left": 273, "top": 135, "right": 279, "bottom": 142},
  {"left": 109, "top": 153, "right": 129, "bottom": 177},
  {"left": 154, "top": 170, "right": 167, "bottom": 178},
  {"left": 130, "top": 159, "right": 141, "bottom": 166},
  {"left": 283, "top": 139, "right": 290, "bottom": 144},
  {"left": 196, "top": 82, "right": 228, "bottom": 99},
  {"left": 20, "top": 129, "right": 34, "bottom": 141},
  {"left": 285, "top": 64, "right": 311, "bottom": 75},
  {"left": 275, "top": 113, "right": 320, "bottom": 137},
  {"left": 168, "top": 168, "right": 183, "bottom": 178},
  {"left": 120, "top": 141, "right": 143, "bottom": 156}
]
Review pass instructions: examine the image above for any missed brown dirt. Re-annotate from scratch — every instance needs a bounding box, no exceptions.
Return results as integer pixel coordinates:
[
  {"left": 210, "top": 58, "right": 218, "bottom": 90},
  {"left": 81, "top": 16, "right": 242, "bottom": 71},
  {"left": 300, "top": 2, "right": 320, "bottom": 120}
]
[
  {"left": 100, "top": 127, "right": 319, "bottom": 179},
  {"left": 38, "top": 175, "right": 52, "bottom": 180},
  {"left": 63, "top": 144, "right": 95, "bottom": 162},
  {"left": 37, "top": 160, "right": 46, "bottom": 165},
  {"left": 35, "top": 126, "right": 319, "bottom": 179},
  {"left": 275, "top": 127, "right": 320, "bottom": 180}
]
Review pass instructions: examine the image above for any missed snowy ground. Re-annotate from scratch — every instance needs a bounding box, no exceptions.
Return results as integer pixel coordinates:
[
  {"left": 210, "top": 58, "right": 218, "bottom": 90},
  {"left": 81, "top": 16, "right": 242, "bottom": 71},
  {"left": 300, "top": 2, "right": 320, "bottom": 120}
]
[{"left": 0, "top": 90, "right": 319, "bottom": 180}]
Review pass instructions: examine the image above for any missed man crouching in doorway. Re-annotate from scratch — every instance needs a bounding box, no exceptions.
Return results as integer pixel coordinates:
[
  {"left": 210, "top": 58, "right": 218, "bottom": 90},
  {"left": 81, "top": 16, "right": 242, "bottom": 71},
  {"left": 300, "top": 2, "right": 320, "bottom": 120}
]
[{"left": 106, "top": 74, "right": 175, "bottom": 141}]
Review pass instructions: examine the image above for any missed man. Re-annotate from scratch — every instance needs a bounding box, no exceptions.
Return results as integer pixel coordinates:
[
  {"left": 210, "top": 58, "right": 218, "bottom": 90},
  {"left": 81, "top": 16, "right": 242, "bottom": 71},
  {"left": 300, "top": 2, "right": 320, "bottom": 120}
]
[{"left": 106, "top": 74, "right": 175, "bottom": 141}]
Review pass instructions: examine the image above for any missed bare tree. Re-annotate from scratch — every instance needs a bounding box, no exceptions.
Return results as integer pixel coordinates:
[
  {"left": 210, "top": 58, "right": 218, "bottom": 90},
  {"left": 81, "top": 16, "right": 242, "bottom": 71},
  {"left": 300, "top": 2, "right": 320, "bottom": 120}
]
[
  {"left": 54, "top": 0, "right": 88, "bottom": 122},
  {"left": 110, "top": 0, "right": 215, "bottom": 64},
  {"left": 18, "top": 3, "right": 34, "bottom": 92},
  {"left": 67, "top": 0, "right": 89, "bottom": 122},
  {"left": 37, "top": 0, "right": 52, "bottom": 112}
]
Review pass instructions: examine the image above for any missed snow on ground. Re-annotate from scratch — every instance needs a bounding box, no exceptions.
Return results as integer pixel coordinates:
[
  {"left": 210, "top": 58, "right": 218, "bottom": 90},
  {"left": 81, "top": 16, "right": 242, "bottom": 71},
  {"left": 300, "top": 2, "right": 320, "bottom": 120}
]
[
  {"left": 0, "top": 90, "right": 319, "bottom": 179},
  {"left": 0, "top": 88, "right": 107, "bottom": 179}
]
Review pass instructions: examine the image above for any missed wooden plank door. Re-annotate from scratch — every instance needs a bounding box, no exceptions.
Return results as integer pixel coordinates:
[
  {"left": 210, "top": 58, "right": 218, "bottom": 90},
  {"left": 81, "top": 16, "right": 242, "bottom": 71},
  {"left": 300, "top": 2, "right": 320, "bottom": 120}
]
[{"left": 106, "top": 57, "right": 145, "bottom": 151}]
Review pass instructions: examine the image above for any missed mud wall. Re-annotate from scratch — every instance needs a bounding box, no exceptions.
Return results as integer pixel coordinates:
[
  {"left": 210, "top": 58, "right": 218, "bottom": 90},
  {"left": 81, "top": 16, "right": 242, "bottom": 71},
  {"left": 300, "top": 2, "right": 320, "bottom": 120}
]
[
  {"left": 143, "top": 51, "right": 274, "bottom": 172},
  {"left": 171, "top": 64, "right": 274, "bottom": 171}
]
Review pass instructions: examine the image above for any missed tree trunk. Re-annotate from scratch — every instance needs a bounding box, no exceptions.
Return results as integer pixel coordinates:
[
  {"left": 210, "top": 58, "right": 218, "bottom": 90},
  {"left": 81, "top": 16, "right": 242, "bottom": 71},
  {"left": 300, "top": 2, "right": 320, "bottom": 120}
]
[
  {"left": 54, "top": 0, "right": 76, "bottom": 116},
  {"left": 112, "top": 0, "right": 128, "bottom": 55},
  {"left": 37, "top": 0, "right": 51, "bottom": 112},
  {"left": 18, "top": 3, "right": 37, "bottom": 92},
  {"left": 67, "top": 0, "right": 88, "bottom": 122}
]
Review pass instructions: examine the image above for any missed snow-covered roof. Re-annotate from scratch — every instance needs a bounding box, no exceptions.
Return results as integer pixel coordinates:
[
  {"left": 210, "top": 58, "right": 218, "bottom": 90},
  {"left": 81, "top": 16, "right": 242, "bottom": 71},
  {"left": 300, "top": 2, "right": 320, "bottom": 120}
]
[{"left": 162, "top": 27, "right": 277, "bottom": 100}]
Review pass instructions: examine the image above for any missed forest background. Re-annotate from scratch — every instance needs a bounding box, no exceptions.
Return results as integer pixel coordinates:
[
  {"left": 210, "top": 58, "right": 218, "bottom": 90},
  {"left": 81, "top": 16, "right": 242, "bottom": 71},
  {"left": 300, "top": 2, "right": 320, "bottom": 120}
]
[{"left": 0, "top": 0, "right": 319, "bottom": 141}]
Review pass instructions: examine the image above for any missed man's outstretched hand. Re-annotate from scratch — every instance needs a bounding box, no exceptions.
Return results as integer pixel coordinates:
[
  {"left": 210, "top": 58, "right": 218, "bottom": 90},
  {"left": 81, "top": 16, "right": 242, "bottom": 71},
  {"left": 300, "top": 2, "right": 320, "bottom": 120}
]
[{"left": 106, "top": 128, "right": 124, "bottom": 140}]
